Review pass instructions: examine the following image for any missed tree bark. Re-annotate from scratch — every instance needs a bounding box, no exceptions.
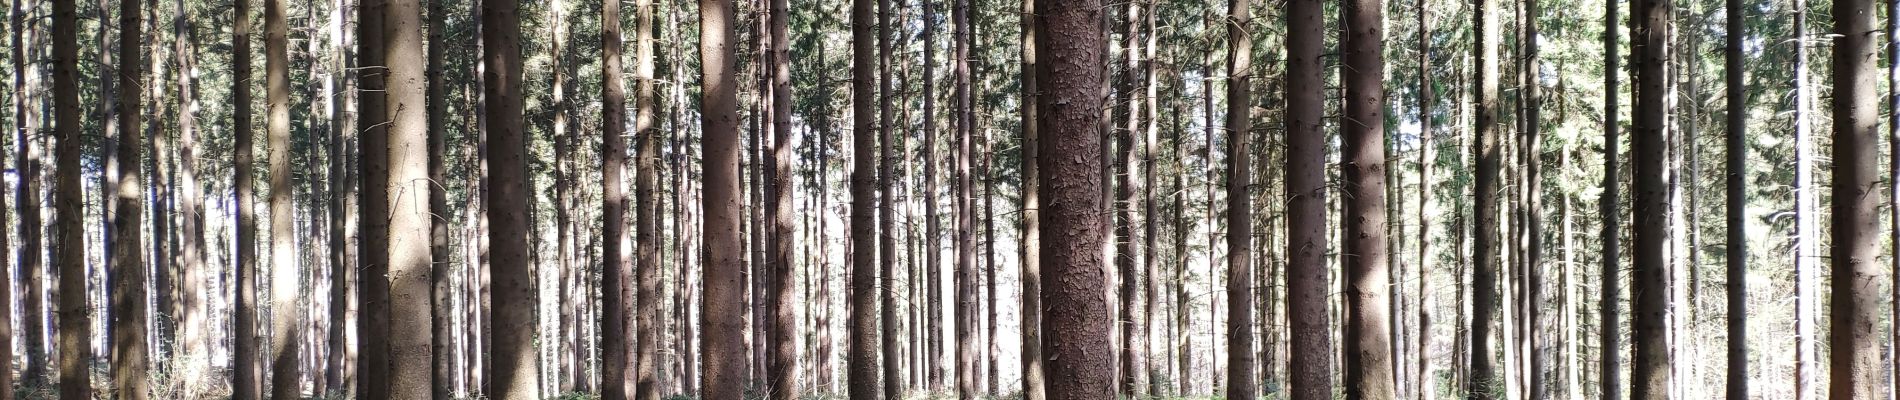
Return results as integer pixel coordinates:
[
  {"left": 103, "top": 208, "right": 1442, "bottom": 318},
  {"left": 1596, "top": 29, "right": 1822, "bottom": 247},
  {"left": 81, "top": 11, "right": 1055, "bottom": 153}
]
[
  {"left": 922, "top": 0, "right": 942, "bottom": 387},
  {"left": 695, "top": 0, "right": 744, "bottom": 395},
  {"left": 954, "top": 0, "right": 975, "bottom": 393},
  {"left": 1285, "top": 0, "right": 1329, "bottom": 394},
  {"left": 12, "top": 0, "right": 45, "bottom": 385},
  {"left": 1827, "top": 0, "right": 1882, "bottom": 393},
  {"left": 1020, "top": 0, "right": 1045, "bottom": 394},
  {"left": 483, "top": 0, "right": 538, "bottom": 392},
  {"left": 51, "top": 0, "right": 89, "bottom": 393},
  {"left": 1791, "top": 0, "right": 1819, "bottom": 397},
  {"left": 768, "top": 0, "right": 798, "bottom": 393},
  {"left": 264, "top": 0, "right": 304, "bottom": 393},
  {"left": 1723, "top": 0, "right": 1747, "bottom": 395},
  {"left": 384, "top": 0, "right": 432, "bottom": 392},
  {"left": 1342, "top": 0, "right": 1393, "bottom": 394},
  {"left": 356, "top": 0, "right": 392, "bottom": 393},
  {"left": 600, "top": 0, "right": 631, "bottom": 394},
  {"left": 1414, "top": 5, "right": 1435, "bottom": 399},
  {"left": 109, "top": 0, "right": 149, "bottom": 393},
  {"left": 850, "top": 0, "right": 884, "bottom": 392},
  {"left": 1630, "top": 0, "right": 1672, "bottom": 394},
  {"left": 1034, "top": 0, "right": 1113, "bottom": 396},
  {"left": 878, "top": 0, "right": 904, "bottom": 393}
]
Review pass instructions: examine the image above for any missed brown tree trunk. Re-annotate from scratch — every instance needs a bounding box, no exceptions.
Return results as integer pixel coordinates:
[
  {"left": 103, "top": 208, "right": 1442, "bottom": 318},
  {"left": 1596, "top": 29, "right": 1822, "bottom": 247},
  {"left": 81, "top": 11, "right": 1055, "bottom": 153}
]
[
  {"left": 427, "top": 0, "right": 454, "bottom": 394},
  {"left": 921, "top": 0, "right": 942, "bottom": 388},
  {"left": 849, "top": 0, "right": 883, "bottom": 391},
  {"left": 1827, "top": 0, "right": 1881, "bottom": 393},
  {"left": 1469, "top": 0, "right": 1501, "bottom": 392},
  {"left": 632, "top": 0, "right": 663, "bottom": 393},
  {"left": 1630, "top": 0, "right": 1672, "bottom": 393},
  {"left": 1019, "top": 0, "right": 1045, "bottom": 394},
  {"left": 1414, "top": 4, "right": 1435, "bottom": 399},
  {"left": 51, "top": 0, "right": 90, "bottom": 393},
  {"left": 109, "top": 0, "right": 150, "bottom": 392},
  {"left": 235, "top": 0, "right": 265, "bottom": 393},
  {"left": 600, "top": 0, "right": 630, "bottom": 394},
  {"left": 384, "top": 0, "right": 432, "bottom": 393},
  {"left": 483, "top": 0, "right": 538, "bottom": 391},
  {"left": 1341, "top": 0, "right": 1393, "bottom": 393},
  {"left": 695, "top": 0, "right": 743, "bottom": 394},
  {"left": 1598, "top": 0, "right": 1621, "bottom": 395},
  {"left": 768, "top": 0, "right": 797, "bottom": 393},
  {"left": 878, "top": 0, "right": 903, "bottom": 393},
  {"left": 1033, "top": 0, "right": 1112, "bottom": 396},
  {"left": 357, "top": 0, "right": 392, "bottom": 393},
  {"left": 0, "top": 8, "right": 11, "bottom": 396},
  {"left": 1284, "top": 0, "right": 1329, "bottom": 393},
  {"left": 264, "top": 0, "right": 303, "bottom": 394},
  {"left": 1723, "top": 0, "right": 1747, "bottom": 394},
  {"left": 1116, "top": 0, "right": 1143, "bottom": 394},
  {"left": 953, "top": 0, "right": 975, "bottom": 393},
  {"left": 13, "top": 0, "right": 46, "bottom": 385},
  {"left": 326, "top": 0, "right": 357, "bottom": 390}
]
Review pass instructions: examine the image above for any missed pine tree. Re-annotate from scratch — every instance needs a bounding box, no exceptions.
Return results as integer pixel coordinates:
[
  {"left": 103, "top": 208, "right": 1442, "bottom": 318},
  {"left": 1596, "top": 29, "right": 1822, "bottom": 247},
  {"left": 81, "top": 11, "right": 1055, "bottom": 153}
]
[
  {"left": 484, "top": 0, "right": 538, "bottom": 392},
  {"left": 1341, "top": 0, "right": 1393, "bottom": 393},
  {"left": 1285, "top": 0, "right": 1331, "bottom": 394},
  {"left": 1825, "top": 0, "right": 1882, "bottom": 393},
  {"left": 695, "top": 0, "right": 744, "bottom": 396},
  {"left": 1035, "top": 0, "right": 1113, "bottom": 397}
]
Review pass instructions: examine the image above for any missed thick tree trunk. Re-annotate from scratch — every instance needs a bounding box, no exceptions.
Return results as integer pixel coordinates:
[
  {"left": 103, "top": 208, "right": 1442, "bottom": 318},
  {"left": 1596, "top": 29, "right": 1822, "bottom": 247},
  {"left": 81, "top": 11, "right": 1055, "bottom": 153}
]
[
  {"left": 51, "top": 0, "right": 90, "bottom": 394},
  {"left": 1630, "top": 0, "right": 1672, "bottom": 394},
  {"left": 1827, "top": 0, "right": 1882, "bottom": 394},
  {"left": 694, "top": 0, "right": 743, "bottom": 395},
  {"left": 768, "top": 0, "right": 798, "bottom": 393},
  {"left": 1033, "top": 0, "right": 1112, "bottom": 396},
  {"left": 236, "top": 0, "right": 265, "bottom": 394},
  {"left": 849, "top": 0, "right": 883, "bottom": 392},
  {"left": 264, "top": 0, "right": 303, "bottom": 394},
  {"left": 384, "top": 0, "right": 432, "bottom": 393},
  {"left": 1341, "top": 0, "right": 1393, "bottom": 394},
  {"left": 600, "top": 0, "right": 630, "bottom": 395},
  {"left": 1284, "top": 0, "right": 1328, "bottom": 394},
  {"left": 1468, "top": 0, "right": 1502, "bottom": 393},
  {"left": 632, "top": 0, "right": 662, "bottom": 394},
  {"left": 110, "top": 0, "right": 150, "bottom": 393},
  {"left": 483, "top": 0, "right": 538, "bottom": 392}
]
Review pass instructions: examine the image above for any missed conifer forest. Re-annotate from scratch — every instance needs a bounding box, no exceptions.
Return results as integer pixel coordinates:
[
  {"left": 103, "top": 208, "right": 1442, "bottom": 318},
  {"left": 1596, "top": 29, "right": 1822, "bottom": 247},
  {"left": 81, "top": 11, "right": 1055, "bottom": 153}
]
[{"left": 0, "top": 0, "right": 1897, "bottom": 395}]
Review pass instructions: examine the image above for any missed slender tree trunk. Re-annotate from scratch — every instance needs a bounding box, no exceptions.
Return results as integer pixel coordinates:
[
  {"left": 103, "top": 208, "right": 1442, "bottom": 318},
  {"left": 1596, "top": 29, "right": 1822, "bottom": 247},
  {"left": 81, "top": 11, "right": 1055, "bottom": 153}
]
[
  {"left": 1826, "top": 0, "right": 1882, "bottom": 393},
  {"left": 109, "top": 0, "right": 150, "bottom": 391},
  {"left": 1723, "top": 0, "right": 1747, "bottom": 395},
  {"left": 600, "top": 0, "right": 631, "bottom": 394},
  {"left": 1630, "top": 0, "right": 1672, "bottom": 393},
  {"left": 326, "top": 0, "right": 357, "bottom": 390},
  {"left": 51, "top": 0, "right": 90, "bottom": 393},
  {"left": 1469, "top": 0, "right": 1502, "bottom": 393},
  {"left": 0, "top": 10, "right": 11, "bottom": 396},
  {"left": 1791, "top": 0, "right": 1819, "bottom": 396},
  {"left": 357, "top": 0, "right": 392, "bottom": 393},
  {"left": 234, "top": 0, "right": 265, "bottom": 393},
  {"left": 877, "top": 0, "right": 904, "bottom": 393},
  {"left": 953, "top": 0, "right": 976, "bottom": 393},
  {"left": 1598, "top": 0, "right": 1622, "bottom": 395},
  {"left": 1284, "top": 0, "right": 1328, "bottom": 393},
  {"left": 1342, "top": 0, "right": 1393, "bottom": 393},
  {"left": 1139, "top": 7, "right": 1159, "bottom": 397},
  {"left": 768, "top": 0, "right": 799, "bottom": 392},
  {"left": 1034, "top": 0, "right": 1112, "bottom": 396},
  {"left": 1020, "top": 0, "right": 1045, "bottom": 394},
  {"left": 1116, "top": 0, "right": 1143, "bottom": 394},
  {"left": 922, "top": 0, "right": 942, "bottom": 388},
  {"left": 849, "top": 0, "right": 884, "bottom": 391},
  {"left": 632, "top": 0, "right": 662, "bottom": 393},
  {"left": 1414, "top": 5, "right": 1435, "bottom": 399},
  {"left": 12, "top": 0, "right": 46, "bottom": 384}
]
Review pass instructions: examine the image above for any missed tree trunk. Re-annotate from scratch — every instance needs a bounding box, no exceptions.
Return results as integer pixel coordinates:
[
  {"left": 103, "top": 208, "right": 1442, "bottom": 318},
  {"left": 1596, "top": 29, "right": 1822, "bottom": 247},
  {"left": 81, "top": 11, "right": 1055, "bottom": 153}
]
[
  {"left": 357, "top": 0, "right": 392, "bottom": 393},
  {"left": 264, "top": 0, "right": 304, "bottom": 393},
  {"left": 109, "top": 0, "right": 150, "bottom": 393},
  {"left": 1630, "top": 0, "right": 1672, "bottom": 393},
  {"left": 953, "top": 0, "right": 975, "bottom": 394},
  {"left": 326, "top": 0, "right": 358, "bottom": 390},
  {"left": 426, "top": 0, "right": 455, "bottom": 393},
  {"left": 877, "top": 0, "right": 904, "bottom": 393},
  {"left": 849, "top": 0, "right": 884, "bottom": 392},
  {"left": 1034, "top": 0, "right": 1112, "bottom": 396},
  {"left": 235, "top": 0, "right": 266, "bottom": 393},
  {"left": 1827, "top": 0, "right": 1881, "bottom": 393},
  {"left": 921, "top": 0, "right": 942, "bottom": 387},
  {"left": 694, "top": 0, "right": 743, "bottom": 394},
  {"left": 600, "top": 0, "right": 630, "bottom": 394},
  {"left": 1020, "top": 0, "right": 1045, "bottom": 394},
  {"left": 1792, "top": 0, "right": 1819, "bottom": 396},
  {"left": 768, "top": 0, "right": 798, "bottom": 392},
  {"left": 1284, "top": 0, "right": 1328, "bottom": 394},
  {"left": 1723, "top": 0, "right": 1747, "bottom": 395},
  {"left": 483, "top": 0, "right": 538, "bottom": 391},
  {"left": 12, "top": 0, "right": 46, "bottom": 385},
  {"left": 1414, "top": 4, "right": 1435, "bottom": 399},
  {"left": 51, "top": 0, "right": 90, "bottom": 393},
  {"left": 383, "top": 0, "right": 432, "bottom": 392},
  {"left": 1342, "top": 0, "right": 1393, "bottom": 394}
]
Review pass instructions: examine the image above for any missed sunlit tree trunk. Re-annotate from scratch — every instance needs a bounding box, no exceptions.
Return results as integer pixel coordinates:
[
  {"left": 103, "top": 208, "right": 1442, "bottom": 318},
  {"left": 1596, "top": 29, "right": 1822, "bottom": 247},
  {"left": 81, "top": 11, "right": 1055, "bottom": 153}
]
[
  {"left": 1284, "top": 0, "right": 1328, "bottom": 394},
  {"left": 483, "top": 0, "right": 538, "bottom": 391},
  {"left": 51, "top": 0, "right": 90, "bottom": 394},
  {"left": 1034, "top": 0, "right": 1112, "bottom": 396},
  {"left": 694, "top": 0, "right": 743, "bottom": 395},
  {"left": 1019, "top": 0, "right": 1045, "bottom": 394},
  {"left": 1826, "top": 0, "right": 1882, "bottom": 394},
  {"left": 1630, "top": 0, "right": 1673, "bottom": 394},
  {"left": 1723, "top": 0, "right": 1748, "bottom": 395},
  {"left": 1341, "top": 0, "right": 1393, "bottom": 393}
]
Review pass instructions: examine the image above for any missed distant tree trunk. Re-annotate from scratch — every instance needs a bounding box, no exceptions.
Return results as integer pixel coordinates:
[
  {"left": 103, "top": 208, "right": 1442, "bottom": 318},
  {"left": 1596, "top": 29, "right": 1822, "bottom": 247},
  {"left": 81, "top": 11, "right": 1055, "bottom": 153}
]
[
  {"left": 1598, "top": 0, "right": 1621, "bottom": 396},
  {"left": 234, "top": 0, "right": 265, "bottom": 394},
  {"left": 849, "top": 0, "right": 884, "bottom": 391},
  {"left": 1630, "top": 0, "right": 1672, "bottom": 393},
  {"left": 695, "top": 0, "right": 743, "bottom": 395},
  {"left": 1414, "top": 4, "right": 1435, "bottom": 399},
  {"left": 1467, "top": 0, "right": 1502, "bottom": 393},
  {"left": 1826, "top": 0, "right": 1881, "bottom": 394},
  {"left": 878, "top": 0, "right": 904, "bottom": 393},
  {"left": 483, "top": 0, "right": 538, "bottom": 392},
  {"left": 768, "top": 0, "right": 798, "bottom": 393},
  {"left": 954, "top": 0, "right": 976, "bottom": 394},
  {"left": 13, "top": 0, "right": 46, "bottom": 384},
  {"left": 1341, "top": 0, "right": 1393, "bottom": 393},
  {"left": 0, "top": 13, "right": 11, "bottom": 397},
  {"left": 1791, "top": 0, "right": 1818, "bottom": 397},
  {"left": 1116, "top": 0, "right": 1143, "bottom": 395},
  {"left": 632, "top": 0, "right": 663, "bottom": 393},
  {"left": 51, "top": 0, "right": 90, "bottom": 394},
  {"left": 1891, "top": 0, "right": 1900, "bottom": 393},
  {"left": 1723, "top": 0, "right": 1747, "bottom": 395},
  {"left": 1033, "top": 0, "right": 1113, "bottom": 396},
  {"left": 264, "top": 0, "right": 304, "bottom": 393},
  {"left": 922, "top": 0, "right": 943, "bottom": 387},
  {"left": 326, "top": 0, "right": 358, "bottom": 391},
  {"left": 600, "top": 0, "right": 630, "bottom": 394},
  {"left": 1284, "top": 0, "right": 1329, "bottom": 394},
  {"left": 427, "top": 0, "right": 456, "bottom": 394},
  {"left": 1019, "top": 0, "right": 1046, "bottom": 394},
  {"left": 1521, "top": 1, "right": 1545, "bottom": 396},
  {"left": 108, "top": 0, "right": 150, "bottom": 392}
]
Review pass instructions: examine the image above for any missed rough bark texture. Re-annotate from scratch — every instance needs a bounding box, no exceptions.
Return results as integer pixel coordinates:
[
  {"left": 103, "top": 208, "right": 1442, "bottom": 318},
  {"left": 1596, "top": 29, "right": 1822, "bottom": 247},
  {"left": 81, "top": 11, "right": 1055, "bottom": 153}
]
[
  {"left": 51, "top": 0, "right": 89, "bottom": 394},
  {"left": 879, "top": 0, "right": 903, "bottom": 394},
  {"left": 1630, "top": 0, "right": 1673, "bottom": 394},
  {"left": 1341, "top": 0, "right": 1393, "bottom": 394},
  {"left": 265, "top": 0, "right": 303, "bottom": 394},
  {"left": 1034, "top": 0, "right": 1112, "bottom": 397},
  {"left": 1020, "top": 0, "right": 1046, "bottom": 395},
  {"left": 601, "top": 0, "right": 631, "bottom": 395},
  {"left": 1469, "top": 0, "right": 1501, "bottom": 393},
  {"left": 1413, "top": 5, "right": 1434, "bottom": 399},
  {"left": 428, "top": 0, "right": 454, "bottom": 394},
  {"left": 111, "top": 0, "right": 150, "bottom": 393},
  {"left": 769, "top": 0, "right": 798, "bottom": 394},
  {"left": 697, "top": 0, "right": 744, "bottom": 397},
  {"left": 850, "top": 0, "right": 883, "bottom": 392},
  {"left": 483, "top": 0, "right": 538, "bottom": 392},
  {"left": 11, "top": 0, "right": 45, "bottom": 385},
  {"left": 1285, "top": 0, "right": 1330, "bottom": 395},
  {"left": 236, "top": 0, "right": 265, "bottom": 394},
  {"left": 1827, "top": 0, "right": 1882, "bottom": 394},
  {"left": 1598, "top": 0, "right": 1622, "bottom": 396},
  {"left": 954, "top": 0, "right": 976, "bottom": 394},
  {"left": 386, "top": 0, "right": 433, "bottom": 393},
  {"left": 632, "top": 0, "right": 661, "bottom": 395},
  {"left": 1723, "top": 0, "right": 1747, "bottom": 396},
  {"left": 357, "top": 0, "right": 392, "bottom": 394}
]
